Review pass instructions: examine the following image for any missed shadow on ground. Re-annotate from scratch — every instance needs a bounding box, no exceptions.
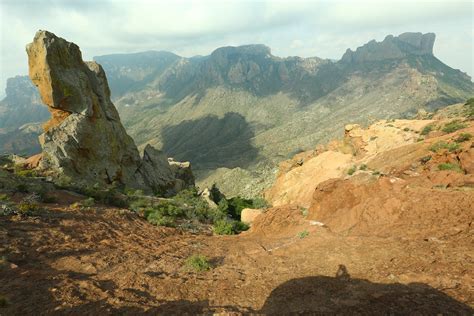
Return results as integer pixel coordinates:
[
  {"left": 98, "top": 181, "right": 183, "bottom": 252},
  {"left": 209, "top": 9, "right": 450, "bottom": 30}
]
[
  {"left": 1, "top": 208, "right": 472, "bottom": 315},
  {"left": 161, "top": 112, "right": 260, "bottom": 170}
]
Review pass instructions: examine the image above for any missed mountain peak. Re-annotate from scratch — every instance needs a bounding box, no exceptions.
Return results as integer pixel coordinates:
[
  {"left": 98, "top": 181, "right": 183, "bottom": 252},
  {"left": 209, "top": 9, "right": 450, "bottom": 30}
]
[
  {"left": 341, "top": 32, "right": 436, "bottom": 64},
  {"left": 211, "top": 44, "right": 271, "bottom": 59}
]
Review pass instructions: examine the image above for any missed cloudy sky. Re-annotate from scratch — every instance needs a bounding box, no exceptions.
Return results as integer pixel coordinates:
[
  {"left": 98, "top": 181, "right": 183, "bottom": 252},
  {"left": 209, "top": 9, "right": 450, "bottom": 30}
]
[{"left": 0, "top": 0, "right": 472, "bottom": 95}]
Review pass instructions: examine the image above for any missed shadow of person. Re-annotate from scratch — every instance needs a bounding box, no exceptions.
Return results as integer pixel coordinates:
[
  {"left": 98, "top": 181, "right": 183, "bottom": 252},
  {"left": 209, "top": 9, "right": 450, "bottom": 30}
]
[{"left": 261, "top": 265, "right": 473, "bottom": 315}]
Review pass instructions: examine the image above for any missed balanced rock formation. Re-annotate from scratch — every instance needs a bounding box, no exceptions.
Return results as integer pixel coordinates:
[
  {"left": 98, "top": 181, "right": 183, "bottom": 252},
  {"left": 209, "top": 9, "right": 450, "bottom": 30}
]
[{"left": 26, "top": 30, "right": 194, "bottom": 194}]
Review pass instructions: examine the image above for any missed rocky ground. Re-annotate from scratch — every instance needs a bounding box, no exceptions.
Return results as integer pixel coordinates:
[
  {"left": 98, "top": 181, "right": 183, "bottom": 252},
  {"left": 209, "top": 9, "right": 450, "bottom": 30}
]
[
  {"left": 0, "top": 193, "right": 472, "bottom": 315},
  {"left": 1, "top": 103, "right": 473, "bottom": 315}
]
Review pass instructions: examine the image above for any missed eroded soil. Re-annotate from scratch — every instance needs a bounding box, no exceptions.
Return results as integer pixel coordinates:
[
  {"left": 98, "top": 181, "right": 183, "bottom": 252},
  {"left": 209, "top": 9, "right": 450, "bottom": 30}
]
[{"left": 1, "top": 196, "right": 472, "bottom": 315}]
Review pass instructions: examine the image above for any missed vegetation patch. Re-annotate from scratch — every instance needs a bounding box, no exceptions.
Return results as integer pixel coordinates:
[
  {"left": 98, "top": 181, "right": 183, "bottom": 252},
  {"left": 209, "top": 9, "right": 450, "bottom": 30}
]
[
  {"left": 213, "top": 219, "right": 249, "bottom": 235},
  {"left": 359, "top": 164, "right": 368, "bottom": 171},
  {"left": 437, "top": 163, "right": 463, "bottom": 173},
  {"left": 465, "top": 98, "right": 474, "bottom": 119},
  {"left": 297, "top": 230, "right": 309, "bottom": 239},
  {"left": 347, "top": 166, "right": 357, "bottom": 175},
  {"left": 134, "top": 188, "right": 250, "bottom": 234},
  {"left": 429, "top": 141, "right": 460, "bottom": 153},
  {"left": 420, "top": 124, "right": 434, "bottom": 136},
  {"left": 300, "top": 207, "right": 308, "bottom": 217},
  {"left": 442, "top": 120, "right": 467, "bottom": 134},
  {"left": 420, "top": 155, "right": 432, "bottom": 164},
  {"left": 17, "top": 201, "right": 42, "bottom": 215},
  {"left": 455, "top": 133, "right": 472, "bottom": 143},
  {"left": 184, "top": 254, "right": 211, "bottom": 272}
]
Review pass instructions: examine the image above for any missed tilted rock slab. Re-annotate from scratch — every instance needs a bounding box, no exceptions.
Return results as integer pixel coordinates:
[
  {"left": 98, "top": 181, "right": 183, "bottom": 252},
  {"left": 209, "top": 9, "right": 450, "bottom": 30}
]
[{"left": 27, "top": 30, "right": 193, "bottom": 194}]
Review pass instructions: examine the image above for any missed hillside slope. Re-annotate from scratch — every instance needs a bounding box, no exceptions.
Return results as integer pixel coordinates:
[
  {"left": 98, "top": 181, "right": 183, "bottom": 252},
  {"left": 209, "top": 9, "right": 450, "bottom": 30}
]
[
  {"left": 106, "top": 32, "right": 472, "bottom": 197},
  {"left": 1, "top": 102, "right": 473, "bottom": 314}
]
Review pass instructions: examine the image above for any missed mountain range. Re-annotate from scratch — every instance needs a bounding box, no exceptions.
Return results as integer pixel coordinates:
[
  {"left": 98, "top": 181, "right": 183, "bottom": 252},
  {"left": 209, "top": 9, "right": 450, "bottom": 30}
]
[{"left": 1, "top": 32, "right": 472, "bottom": 197}]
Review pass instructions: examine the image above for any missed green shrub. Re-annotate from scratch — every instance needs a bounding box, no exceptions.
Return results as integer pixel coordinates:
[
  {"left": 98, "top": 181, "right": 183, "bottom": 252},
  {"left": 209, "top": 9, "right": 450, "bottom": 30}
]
[
  {"left": 297, "top": 230, "right": 309, "bottom": 239},
  {"left": 372, "top": 171, "right": 381, "bottom": 176},
  {"left": 455, "top": 133, "right": 472, "bottom": 143},
  {"left": 227, "top": 196, "right": 254, "bottom": 219},
  {"left": 16, "top": 184, "right": 28, "bottom": 193},
  {"left": 17, "top": 201, "right": 41, "bottom": 215},
  {"left": 213, "top": 219, "right": 248, "bottom": 235},
  {"left": 213, "top": 220, "right": 234, "bottom": 235},
  {"left": 420, "top": 124, "right": 434, "bottom": 135},
  {"left": 465, "top": 98, "right": 474, "bottom": 118},
  {"left": 442, "top": 120, "right": 467, "bottom": 133},
  {"left": 403, "top": 127, "right": 410, "bottom": 132},
  {"left": 359, "top": 164, "right": 368, "bottom": 171},
  {"left": 252, "top": 197, "right": 269, "bottom": 209},
  {"left": 0, "top": 194, "right": 9, "bottom": 201},
  {"left": 420, "top": 155, "right": 432, "bottom": 164},
  {"left": 300, "top": 207, "right": 308, "bottom": 217},
  {"left": 82, "top": 197, "right": 95, "bottom": 207},
  {"left": 438, "top": 163, "right": 463, "bottom": 173},
  {"left": 14, "top": 165, "right": 37, "bottom": 178},
  {"left": 185, "top": 254, "right": 211, "bottom": 272},
  {"left": 347, "top": 166, "right": 357, "bottom": 175},
  {"left": 429, "top": 141, "right": 460, "bottom": 153}
]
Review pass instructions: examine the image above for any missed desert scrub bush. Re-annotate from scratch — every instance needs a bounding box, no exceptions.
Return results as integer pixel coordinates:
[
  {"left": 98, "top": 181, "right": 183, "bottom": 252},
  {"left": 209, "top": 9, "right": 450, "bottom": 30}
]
[
  {"left": 17, "top": 201, "right": 41, "bottom": 215},
  {"left": 81, "top": 197, "right": 95, "bottom": 207},
  {"left": 213, "top": 219, "right": 248, "bottom": 235},
  {"left": 300, "top": 207, "right": 308, "bottom": 217},
  {"left": 403, "top": 127, "right": 410, "bottom": 132},
  {"left": 465, "top": 98, "right": 474, "bottom": 118},
  {"left": 184, "top": 254, "right": 211, "bottom": 272},
  {"left": 14, "top": 165, "right": 37, "bottom": 178},
  {"left": 455, "top": 133, "right": 472, "bottom": 143},
  {"left": 347, "top": 165, "right": 357, "bottom": 175},
  {"left": 442, "top": 120, "right": 467, "bottom": 133},
  {"left": 420, "top": 155, "right": 432, "bottom": 164},
  {"left": 297, "top": 230, "right": 309, "bottom": 239},
  {"left": 359, "top": 164, "right": 368, "bottom": 171},
  {"left": 438, "top": 163, "right": 463, "bottom": 173},
  {"left": 420, "top": 124, "right": 434, "bottom": 135},
  {"left": 439, "top": 163, "right": 464, "bottom": 173},
  {"left": 429, "top": 141, "right": 460, "bottom": 153},
  {"left": 16, "top": 183, "right": 28, "bottom": 193},
  {"left": 252, "top": 197, "right": 269, "bottom": 209},
  {"left": 372, "top": 171, "right": 381, "bottom": 176}
]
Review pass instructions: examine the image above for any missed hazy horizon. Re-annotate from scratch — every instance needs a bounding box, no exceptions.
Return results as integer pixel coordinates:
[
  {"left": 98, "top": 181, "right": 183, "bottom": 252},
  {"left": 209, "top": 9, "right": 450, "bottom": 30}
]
[{"left": 0, "top": 0, "right": 473, "bottom": 96}]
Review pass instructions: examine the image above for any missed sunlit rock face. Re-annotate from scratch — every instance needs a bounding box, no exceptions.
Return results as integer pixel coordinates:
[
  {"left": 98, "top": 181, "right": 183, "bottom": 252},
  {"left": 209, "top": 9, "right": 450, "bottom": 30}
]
[{"left": 27, "top": 30, "right": 194, "bottom": 194}]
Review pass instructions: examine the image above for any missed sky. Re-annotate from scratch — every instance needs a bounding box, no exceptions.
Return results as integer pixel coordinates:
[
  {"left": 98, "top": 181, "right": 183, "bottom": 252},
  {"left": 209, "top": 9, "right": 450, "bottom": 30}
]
[{"left": 0, "top": 0, "right": 472, "bottom": 96}]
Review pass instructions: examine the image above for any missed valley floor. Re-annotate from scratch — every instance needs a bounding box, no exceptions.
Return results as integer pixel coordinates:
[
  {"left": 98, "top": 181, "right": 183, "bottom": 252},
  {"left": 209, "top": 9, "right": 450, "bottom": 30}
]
[{"left": 1, "top": 193, "right": 472, "bottom": 315}]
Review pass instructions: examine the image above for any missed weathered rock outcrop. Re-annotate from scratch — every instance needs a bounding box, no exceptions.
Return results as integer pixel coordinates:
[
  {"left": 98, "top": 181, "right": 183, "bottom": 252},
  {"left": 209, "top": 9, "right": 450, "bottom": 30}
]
[
  {"left": 26, "top": 30, "right": 194, "bottom": 194},
  {"left": 341, "top": 32, "right": 436, "bottom": 64}
]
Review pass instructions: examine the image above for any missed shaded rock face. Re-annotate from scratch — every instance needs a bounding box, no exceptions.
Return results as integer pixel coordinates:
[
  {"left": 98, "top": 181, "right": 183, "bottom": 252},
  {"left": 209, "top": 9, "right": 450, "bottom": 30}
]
[
  {"left": 341, "top": 32, "right": 436, "bottom": 64},
  {"left": 26, "top": 30, "right": 193, "bottom": 194}
]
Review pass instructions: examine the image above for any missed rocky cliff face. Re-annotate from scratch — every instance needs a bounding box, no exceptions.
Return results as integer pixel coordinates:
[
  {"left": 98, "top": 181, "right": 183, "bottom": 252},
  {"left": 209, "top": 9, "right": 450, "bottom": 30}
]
[
  {"left": 341, "top": 32, "right": 436, "bottom": 64},
  {"left": 26, "top": 30, "right": 194, "bottom": 194}
]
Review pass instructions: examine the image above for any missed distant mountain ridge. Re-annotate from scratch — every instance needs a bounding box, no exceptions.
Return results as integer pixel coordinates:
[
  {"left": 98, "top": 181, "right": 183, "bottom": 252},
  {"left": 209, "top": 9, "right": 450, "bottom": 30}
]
[{"left": 1, "top": 32, "right": 472, "bottom": 196}]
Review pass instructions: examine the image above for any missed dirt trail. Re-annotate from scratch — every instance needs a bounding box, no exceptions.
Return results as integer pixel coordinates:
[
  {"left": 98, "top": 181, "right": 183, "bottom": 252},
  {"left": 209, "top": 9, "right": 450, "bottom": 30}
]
[{"left": 1, "top": 200, "right": 472, "bottom": 315}]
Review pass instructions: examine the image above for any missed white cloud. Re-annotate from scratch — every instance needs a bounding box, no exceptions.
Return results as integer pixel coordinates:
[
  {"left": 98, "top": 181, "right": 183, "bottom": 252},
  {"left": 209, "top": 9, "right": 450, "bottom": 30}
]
[{"left": 0, "top": 0, "right": 472, "bottom": 95}]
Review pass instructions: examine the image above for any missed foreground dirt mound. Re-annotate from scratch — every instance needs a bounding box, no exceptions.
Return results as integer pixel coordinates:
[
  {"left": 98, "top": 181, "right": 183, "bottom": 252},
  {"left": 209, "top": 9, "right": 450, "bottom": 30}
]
[{"left": 1, "top": 193, "right": 473, "bottom": 314}]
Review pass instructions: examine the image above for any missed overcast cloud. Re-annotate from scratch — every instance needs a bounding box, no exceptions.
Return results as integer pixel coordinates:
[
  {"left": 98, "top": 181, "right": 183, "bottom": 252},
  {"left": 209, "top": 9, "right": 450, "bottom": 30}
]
[{"left": 0, "top": 0, "right": 472, "bottom": 95}]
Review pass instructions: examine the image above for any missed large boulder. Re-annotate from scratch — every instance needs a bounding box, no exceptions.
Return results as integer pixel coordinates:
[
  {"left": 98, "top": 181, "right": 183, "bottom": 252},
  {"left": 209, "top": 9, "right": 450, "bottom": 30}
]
[
  {"left": 26, "top": 30, "right": 193, "bottom": 194},
  {"left": 241, "top": 208, "right": 264, "bottom": 225}
]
